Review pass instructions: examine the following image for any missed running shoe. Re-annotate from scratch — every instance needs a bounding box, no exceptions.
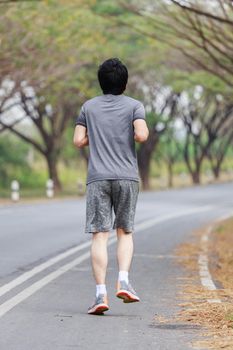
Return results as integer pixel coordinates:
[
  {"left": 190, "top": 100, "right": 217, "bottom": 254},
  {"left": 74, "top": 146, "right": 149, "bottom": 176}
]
[
  {"left": 116, "top": 280, "right": 140, "bottom": 303},
  {"left": 87, "top": 294, "right": 109, "bottom": 315}
]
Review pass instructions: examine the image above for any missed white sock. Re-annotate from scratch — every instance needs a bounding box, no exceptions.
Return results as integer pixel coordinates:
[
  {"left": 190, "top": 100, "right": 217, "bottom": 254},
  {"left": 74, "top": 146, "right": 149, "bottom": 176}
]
[
  {"left": 96, "top": 284, "right": 107, "bottom": 297},
  {"left": 118, "top": 271, "right": 129, "bottom": 284}
]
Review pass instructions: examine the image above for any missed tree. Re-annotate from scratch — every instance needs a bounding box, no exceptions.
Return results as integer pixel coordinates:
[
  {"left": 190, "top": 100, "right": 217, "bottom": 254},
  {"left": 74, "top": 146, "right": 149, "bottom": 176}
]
[
  {"left": 207, "top": 127, "right": 233, "bottom": 179},
  {"left": 158, "top": 125, "right": 181, "bottom": 188},
  {"left": 167, "top": 0, "right": 233, "bottom": 88},
  {"left": 177, "top": 87, "right": 233, "bottom": 184},
  {"left": 93, "top": 1, "right": 233, "bottom": 186},
  {"left": 118, "top": 0, "right": 233, "bottom": 91},
  {"left": 0, "top": 1, "right": 107, "bottom": 190},
  {"left": 0, "top": 82, "right": 83, "bottom": 190},
  {"left": 134, "top": 80, "right": 178, "bottom": 189}
]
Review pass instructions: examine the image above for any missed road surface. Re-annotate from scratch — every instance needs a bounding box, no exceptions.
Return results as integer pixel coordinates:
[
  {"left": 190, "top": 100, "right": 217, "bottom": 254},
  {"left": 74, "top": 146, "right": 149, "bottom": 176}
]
[{"left": 0, "top": 182, "right": 233, "bottom": 350}]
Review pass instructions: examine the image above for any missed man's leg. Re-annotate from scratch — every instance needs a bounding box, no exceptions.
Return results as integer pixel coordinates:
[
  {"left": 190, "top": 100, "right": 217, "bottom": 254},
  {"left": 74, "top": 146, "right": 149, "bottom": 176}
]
[
  {"left": 116, "top": 228, "right": 140, "bottom": 303},
  {"left": 87, "top": 231, "right": 109, "bottom": 314},
  {"left": 91, "top": 231, "right": 109, "bottom": 286},
  {"left": 117, "top": 228, "right": 133, "bottom": 283},
  {"left": 86, "top": 180, "right": 112, "bottom": 315},
  {"left": 113, "top": 180, "right": 140, "bottom": 303}
]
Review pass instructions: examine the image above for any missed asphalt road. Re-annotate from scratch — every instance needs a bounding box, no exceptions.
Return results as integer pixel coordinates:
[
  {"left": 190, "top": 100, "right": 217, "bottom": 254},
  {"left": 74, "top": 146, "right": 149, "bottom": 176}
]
[{"left": 0, "top": 182, "right": 233, "bottom": 350}]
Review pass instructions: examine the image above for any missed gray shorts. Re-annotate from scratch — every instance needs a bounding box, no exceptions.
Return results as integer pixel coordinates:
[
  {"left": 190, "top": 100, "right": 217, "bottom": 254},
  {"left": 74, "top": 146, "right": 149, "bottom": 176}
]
[{"left": 85, "top": 180, "right": 139, "bottom": 234}]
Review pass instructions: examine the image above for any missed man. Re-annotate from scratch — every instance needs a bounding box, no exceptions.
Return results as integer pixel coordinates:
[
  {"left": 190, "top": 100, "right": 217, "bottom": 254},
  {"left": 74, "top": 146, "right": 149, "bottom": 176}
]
[{"left": 73, "top": 58, "right": 149, "bottom": 315}]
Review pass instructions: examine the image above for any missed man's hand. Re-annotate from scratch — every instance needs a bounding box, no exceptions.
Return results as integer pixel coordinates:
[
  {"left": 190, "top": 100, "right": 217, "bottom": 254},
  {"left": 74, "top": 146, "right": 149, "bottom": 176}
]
[
  {"left": 133, "top": 119, "right": 149, "bottom": 143},
  {"left": 73, "top": 125, "right": 89, "bottom": 148}
]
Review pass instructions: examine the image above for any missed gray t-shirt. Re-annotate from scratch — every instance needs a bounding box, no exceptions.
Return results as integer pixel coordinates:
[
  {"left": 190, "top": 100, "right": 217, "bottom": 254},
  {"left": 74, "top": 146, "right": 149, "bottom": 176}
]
[{"left": 75, "top": 93, "right": 146, "bottom": 185}]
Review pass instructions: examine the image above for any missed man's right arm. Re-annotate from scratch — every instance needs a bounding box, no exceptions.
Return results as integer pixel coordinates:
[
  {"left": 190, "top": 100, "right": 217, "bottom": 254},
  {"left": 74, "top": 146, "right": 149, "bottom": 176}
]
[
  {"left": 73, "top": 103, "right": 89, "bottom": 148},
  {"left": 73, "top": 125, "right": 89, "bottom": 148},
  {"left": 133, "top": 119, "right": 149, "bottom": 143}
]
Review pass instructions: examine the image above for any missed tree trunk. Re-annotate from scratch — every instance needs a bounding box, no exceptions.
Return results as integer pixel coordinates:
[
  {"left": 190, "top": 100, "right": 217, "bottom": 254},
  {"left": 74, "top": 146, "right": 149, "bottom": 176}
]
[
  {"left": 137, "top": 152, "right": 151, "bottom": 190},
  {"left": 208, "top": 152, "right": 226, "bottom": 180},
  {"left": 167, "top": 160, "right": 174, "bottom": 187},
  {"left": 137, "top": 132, "right": 158, "bottom": 190},
  {"left": 191, "top": 170, "right": 200, "bottom": 184},
  {"left": 183, "top": 138, "right": 202, "bottom": 185},
  {"left": 213, "top": 166, "right": 220, "bottom": 179},
  {"left": 46, "top": 153, "right": 62, "bottom": 191}
]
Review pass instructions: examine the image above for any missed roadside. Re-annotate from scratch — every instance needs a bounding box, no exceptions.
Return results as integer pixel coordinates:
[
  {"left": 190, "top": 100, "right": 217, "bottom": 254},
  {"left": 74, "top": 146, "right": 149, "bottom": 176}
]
[
  {"left": 0, "top": 194, "right": 83, "bottom": 207},
  {"left": 1, "top": 177, "right": 233, "bottom": 207},
  {"left": 156, "top": 217, "right": 233, "bottom": 349}
]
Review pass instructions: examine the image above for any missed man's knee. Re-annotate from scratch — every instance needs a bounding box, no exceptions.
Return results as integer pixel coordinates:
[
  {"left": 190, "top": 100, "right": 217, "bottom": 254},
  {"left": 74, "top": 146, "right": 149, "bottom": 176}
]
[
  {"left": 117, "top": 228, "right": 133, "bottom": 236},
  {"left": 92, "top": 231, "right": 109, "bottom": 241}
]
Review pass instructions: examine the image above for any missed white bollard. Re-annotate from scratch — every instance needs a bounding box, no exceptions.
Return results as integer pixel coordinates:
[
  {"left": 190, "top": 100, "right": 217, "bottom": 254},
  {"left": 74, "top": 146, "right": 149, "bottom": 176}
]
[
  {"left": 46, "top": 179, "right": 54, "bottom": 198},
  {"left": 11, "top": 180, "right": 20, "bottom": 202}
]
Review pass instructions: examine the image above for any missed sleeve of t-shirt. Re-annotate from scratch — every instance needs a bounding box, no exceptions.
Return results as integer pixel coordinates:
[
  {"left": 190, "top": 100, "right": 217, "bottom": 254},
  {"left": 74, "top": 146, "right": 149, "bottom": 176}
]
[
  {"left": 75, "top": 104, "right": 87, "bottom": 127},
  {"left": 133, "top": 102, "right": 146, "bottom": 121}
]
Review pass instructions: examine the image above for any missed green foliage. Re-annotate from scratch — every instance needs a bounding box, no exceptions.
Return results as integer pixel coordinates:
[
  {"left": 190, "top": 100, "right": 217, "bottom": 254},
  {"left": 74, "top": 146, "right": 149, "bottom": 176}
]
[
  {"left": 91, "top": 0, "right": 124, "bottom": 15},
  {"left": 164, "top": 69, "right": 229, "bottom": 95},
  {"left": 61, "top": 126, "right": 80, "bottom": 161},
  {"left": 0, "top": 134, "right": 30, "bottom": 186},
  {"left": 145, "top": 111, "right": 164, "bottom": 129},
  {"left": 12, "top": 167, "right": 47, "bottom": 189},
  {"left": 0, "top": 134, "right": 46, "bottom": 189}
]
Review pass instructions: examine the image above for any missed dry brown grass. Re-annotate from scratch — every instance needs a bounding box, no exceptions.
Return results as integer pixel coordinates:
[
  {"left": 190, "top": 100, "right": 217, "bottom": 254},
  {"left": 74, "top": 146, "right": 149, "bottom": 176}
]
[
  {"left": 210, "top": 219, "right": 233, "bottom": 292},
  {"left": 153, "top": 219, "right": 233, "bottom": 349}
]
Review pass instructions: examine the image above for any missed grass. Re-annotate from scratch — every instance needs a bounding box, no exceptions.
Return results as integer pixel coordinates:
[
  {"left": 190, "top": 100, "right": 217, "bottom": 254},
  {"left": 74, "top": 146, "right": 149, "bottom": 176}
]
[
  {"left": 226, "top": 313, "right": 233, "bottom": 325},
  {"left": 167, "top": 219, "right": 233, "bottom": 349},
  {"left": 211, "top": 218, "right": 233, "bottom": 290}
]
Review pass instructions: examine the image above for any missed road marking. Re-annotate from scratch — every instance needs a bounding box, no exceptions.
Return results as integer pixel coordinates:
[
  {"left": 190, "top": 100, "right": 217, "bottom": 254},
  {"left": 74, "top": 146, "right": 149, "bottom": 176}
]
[
  {"left": 0, "top": 251, "right": 90, "bottom": 318},
  {"left": 198, "top": 211, "right": 233, "bottom": 304},
  {"left": 0, "top": 231, "right": 115, "bottom": 299},
  {"left": 0, "top": 237, "right": 118, "bottom": 318},
  {"left": 0, "top": 240, "right": 93, "bottom": 298},
  {"left": 0, "top": 205, "right": 212, "bottom": 318}
]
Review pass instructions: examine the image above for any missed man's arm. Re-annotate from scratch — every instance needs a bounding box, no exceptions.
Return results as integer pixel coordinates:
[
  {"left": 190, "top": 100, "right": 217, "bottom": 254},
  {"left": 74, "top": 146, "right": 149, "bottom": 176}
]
[
  {"left": 73, "top": 125, "right": 89, "bottom": 148},
  {"left": 133, "top": 119, "right": 149, "bottom": 143}
]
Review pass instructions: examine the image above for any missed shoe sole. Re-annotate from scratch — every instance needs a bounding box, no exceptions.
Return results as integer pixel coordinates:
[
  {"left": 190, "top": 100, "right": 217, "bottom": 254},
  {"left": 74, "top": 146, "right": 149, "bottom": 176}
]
[
  {"left": 116, "top": 290, "right": 140, "bottom": 303},
  {"left": 87, "top": 303, "right": 109, "bottom": 315}
]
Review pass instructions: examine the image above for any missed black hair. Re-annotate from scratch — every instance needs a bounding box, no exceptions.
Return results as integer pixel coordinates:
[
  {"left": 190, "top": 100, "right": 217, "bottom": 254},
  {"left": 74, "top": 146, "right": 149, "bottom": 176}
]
[{"left": 98, "top": 58, "right": 128, "bottom": 95}]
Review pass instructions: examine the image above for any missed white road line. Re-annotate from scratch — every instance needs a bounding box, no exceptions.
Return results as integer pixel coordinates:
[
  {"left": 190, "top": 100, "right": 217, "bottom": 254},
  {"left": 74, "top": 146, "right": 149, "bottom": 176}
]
[
  {"left": 0, "top": 238, "right": 119, "bottom": 318},
  {"left": 0, "top": 240, "right": 92, "bottom": 298},
  {"left": 0, "top": 205, "right": 212, "bottom": 318},
  {"left": 198, "top": 211, "right": 233, "bottom": 304},
  {"left": 0, "top": 251, "right": 90, "bottom": 318},
  {"left": 0, "top": 232, "right": 115, "bottom": 299}
]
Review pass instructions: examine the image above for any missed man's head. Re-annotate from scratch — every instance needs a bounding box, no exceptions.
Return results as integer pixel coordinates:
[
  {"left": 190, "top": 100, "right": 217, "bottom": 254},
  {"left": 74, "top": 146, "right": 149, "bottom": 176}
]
[{"left": 98, "top": 58, "right": 128, "bottom": 95}]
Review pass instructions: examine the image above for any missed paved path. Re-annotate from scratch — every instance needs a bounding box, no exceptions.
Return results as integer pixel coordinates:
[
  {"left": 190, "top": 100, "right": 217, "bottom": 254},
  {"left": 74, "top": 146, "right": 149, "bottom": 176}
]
[{"left": 0, "top": 182, "right": 232, "bottom": 349}]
